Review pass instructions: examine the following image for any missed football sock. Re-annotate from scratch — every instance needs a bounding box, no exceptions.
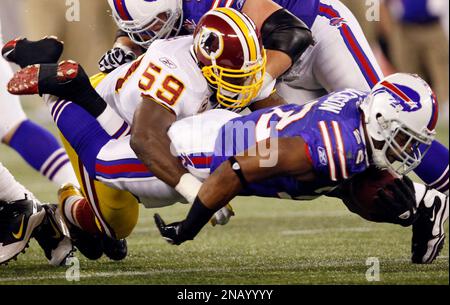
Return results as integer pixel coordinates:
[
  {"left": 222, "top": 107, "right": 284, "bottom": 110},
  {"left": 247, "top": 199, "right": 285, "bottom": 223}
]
[
  {"left": 414, "top": 140, "right": 449, "bottom": 195},
  {"left": 97, "top": 106, "right": 130, "bottom": 138},
  {"left": 50, "top": 99, "right": 111, "bottom": 177},
  {"left": 62, "top": 195, "right": 102, "bottom": 235},
  {"left": 8, "top": 119, "right": 78, "bottom": 186},
  {"left": 40, "top": 63, "right": 127, "bottom": 137},
  {"left": 39, "top": 62, "right": 107, "bottom": 117}
]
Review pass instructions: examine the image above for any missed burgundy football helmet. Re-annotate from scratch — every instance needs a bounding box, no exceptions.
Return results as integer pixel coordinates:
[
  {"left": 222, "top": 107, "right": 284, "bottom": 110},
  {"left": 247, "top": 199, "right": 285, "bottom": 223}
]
[{"left": 193, "top": 7, "right": 266, "bottom": 109}]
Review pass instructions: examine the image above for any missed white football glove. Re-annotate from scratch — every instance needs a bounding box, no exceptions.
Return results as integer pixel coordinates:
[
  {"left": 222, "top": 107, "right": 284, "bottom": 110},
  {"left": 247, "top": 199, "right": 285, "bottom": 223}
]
[
  {"left": 210, "top": 204, "right": 235, "bottom": 226},
  {"left": 98, "top": 47, "right": 136, "bottom": 73}
]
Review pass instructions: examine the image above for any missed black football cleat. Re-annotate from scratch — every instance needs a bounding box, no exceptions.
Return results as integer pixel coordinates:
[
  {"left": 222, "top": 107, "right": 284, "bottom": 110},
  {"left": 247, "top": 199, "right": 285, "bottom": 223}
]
[
  {"left": 102, "top": 236, "right": 128, "bottom": 261},
  {"left": 33, "top": 204, "right": 74, "bottom": 266},
  {"left": 69, "top": 226, "right": 104, "bottom": 261},
  {"left": 2, "top": 36, "right": 64, "bottom": 68},
  {"left": 411, "top": 189, "right": 448, "bottom": 264},
  {"left": 8, "top": 60, "right": 81, "bottom": 96},
  {"left": 0, "top": 197, "right": 46, "bottom": 265},
  {"left": 8, "top": 60, "right": 107, "bottom": 118}
]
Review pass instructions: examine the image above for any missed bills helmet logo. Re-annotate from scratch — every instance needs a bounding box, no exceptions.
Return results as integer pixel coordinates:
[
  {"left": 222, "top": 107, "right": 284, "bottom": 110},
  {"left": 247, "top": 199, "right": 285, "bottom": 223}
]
[
  {"left": 374, "top": 81, "right": 422, "bottom": 112},
  {"left": 329, "top": 17, "right": 346, "bottom": 27}
]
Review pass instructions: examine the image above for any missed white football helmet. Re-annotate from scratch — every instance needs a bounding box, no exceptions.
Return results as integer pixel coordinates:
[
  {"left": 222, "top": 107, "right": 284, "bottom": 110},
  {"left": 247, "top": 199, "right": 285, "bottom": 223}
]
[
  {"left": 360, "top": 73, "right": 439, "bottom": 175},
  {"left": 108, "top": 0, "right": 183, "bottom": 48}
]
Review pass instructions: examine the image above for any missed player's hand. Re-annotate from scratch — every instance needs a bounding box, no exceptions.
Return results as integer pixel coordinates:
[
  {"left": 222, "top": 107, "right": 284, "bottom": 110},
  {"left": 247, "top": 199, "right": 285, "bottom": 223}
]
[
  {"left": 154, "top": 213, "right": 189, "bottom": 245},
  {"left": 98, "top": 47, "right": 136, "bottom": 73},
  {"left": 210, "top": 204, "right": 235, "bottom": 226},
  {"left": 374, "top": 176, "right": 418, "bottom": 226}
]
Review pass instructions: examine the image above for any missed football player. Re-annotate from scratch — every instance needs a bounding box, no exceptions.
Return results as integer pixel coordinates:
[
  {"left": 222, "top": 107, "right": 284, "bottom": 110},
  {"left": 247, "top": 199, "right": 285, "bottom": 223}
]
[
  {"left": 153, "top": 73, "right": 448, "bottom": 264},
  {"left": 102, "top": 0, "right": 449, "bottom": 199},
  {"left": 0, "top": 20, "right": 78, "bottom": 187},
  {"left": 3, "top": 8, "right": 265, "bottom": 257},
  {"left": 6, "top": 9, "right": 447, "bottom": 264},
  {"left": 8, "top": 59, "right": 448, "bottom": 263},
  {"left": 0, "top": 162, "right": 73, "bottom": 266}
]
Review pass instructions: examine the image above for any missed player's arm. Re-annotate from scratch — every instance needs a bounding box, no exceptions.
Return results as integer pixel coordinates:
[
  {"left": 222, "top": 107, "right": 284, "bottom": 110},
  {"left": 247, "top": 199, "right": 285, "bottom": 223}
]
[
  {"left": 242, "top": 0, "right": 314, "bottom": 80},
  {"left": 98, "top": 30, "right": 144, "bottom": 73},
  {"left": 130, "top": 97, "right": 193, "bottom": 191},
  {"left": 154, "top": 136, "right": 316, "bottom": 245}
]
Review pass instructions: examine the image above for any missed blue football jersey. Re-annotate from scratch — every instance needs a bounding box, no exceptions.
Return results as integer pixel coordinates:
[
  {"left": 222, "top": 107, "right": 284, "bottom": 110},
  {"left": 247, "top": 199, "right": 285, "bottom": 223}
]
[
  {"left": 210, "top": 89, "right": 371, "bottom": 199},
  {"left": 182, "top": 0, "right": 319, "bottom": 30}
]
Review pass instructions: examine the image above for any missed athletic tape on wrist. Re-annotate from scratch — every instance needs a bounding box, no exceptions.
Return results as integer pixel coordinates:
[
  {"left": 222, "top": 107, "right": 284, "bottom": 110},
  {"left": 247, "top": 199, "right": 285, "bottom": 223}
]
[{"left": 175, "top": 173, "right": 202, "bottom": 204}]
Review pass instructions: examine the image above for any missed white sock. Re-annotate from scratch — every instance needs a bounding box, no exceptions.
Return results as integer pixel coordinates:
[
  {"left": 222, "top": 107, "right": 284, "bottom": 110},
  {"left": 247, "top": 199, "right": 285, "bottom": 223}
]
[
  {"left": 97, "top": 106, "right": 130, "bottom": 138},
  {"left": 62, "top": 195, "right": 83, "bottom": 227},
  {"left": 0, "top": 162, "right": 38, "bottom": 203}
]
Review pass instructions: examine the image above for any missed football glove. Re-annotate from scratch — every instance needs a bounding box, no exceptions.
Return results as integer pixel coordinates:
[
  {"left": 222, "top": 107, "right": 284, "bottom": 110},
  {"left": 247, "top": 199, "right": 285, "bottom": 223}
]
[
  {"left": 98, "top": 47, "right": 136, "bottom": 73},
  {"left": 210, "top": 204, "right": 235, "bottom": 226},
  {"left": 154, "top": 214, "right": 190, "bottom": 246},
  {"left": 373, "top": 175, "right": 418, "bottom": 227}
]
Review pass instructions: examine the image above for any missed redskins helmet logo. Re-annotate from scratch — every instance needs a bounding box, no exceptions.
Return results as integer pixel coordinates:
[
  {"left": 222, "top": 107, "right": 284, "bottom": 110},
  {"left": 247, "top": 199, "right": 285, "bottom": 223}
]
[{"left": 198, "top": 27, "right": 224, "bottom": 60}]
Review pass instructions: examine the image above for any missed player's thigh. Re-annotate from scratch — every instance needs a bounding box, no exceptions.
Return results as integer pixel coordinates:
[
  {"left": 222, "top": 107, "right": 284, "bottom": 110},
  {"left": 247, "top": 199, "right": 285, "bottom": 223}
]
[
  {"left": 312, "top": 0, "right": 384, "bottom": 91},
  {"left": 0, "top": 57, "right": 26, "bottom": 140},
  {"left": 168, "top": 109, "right": 240, "bottom": 179},
  {"left": 60, "top": 134, "right": 139, "bottom": 239},
  {"left": 96, "top": 136, "right": 183, "bottom": 208}
]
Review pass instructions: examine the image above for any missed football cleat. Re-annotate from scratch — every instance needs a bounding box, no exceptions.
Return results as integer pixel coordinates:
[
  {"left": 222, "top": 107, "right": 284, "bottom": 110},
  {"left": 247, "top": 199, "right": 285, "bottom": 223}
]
[
  {"left": 0, "top": 197, "right": 46, "bottom": 265},
  {"left": 68, "top": 225, "right": 104, "bottom": 261},
  {"left": 102, "top": 236, "right": 128, "bottom": 261},
  {"left": 2, "top": 36, "right": 64, "bottom": 68},
  {"left": 33, "top": 204, "right": 74, "bottom": 266},
  {"left": 411, "top": 188, "right": 449, "bottom": 264},
  {"left": 8, "top": 60, "right": 80, "bottom": 96},
  {"left": 57, "top": 183, "right": 103, "bottom": 261},
  {"left": 57, "top": 183, "right": 128, "bottom": 261}
]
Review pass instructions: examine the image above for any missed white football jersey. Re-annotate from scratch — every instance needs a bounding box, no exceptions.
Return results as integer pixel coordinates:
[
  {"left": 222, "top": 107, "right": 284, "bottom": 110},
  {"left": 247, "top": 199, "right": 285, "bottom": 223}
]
[{"left": 95, "top": 36, "right": 211, "bottom": 124}]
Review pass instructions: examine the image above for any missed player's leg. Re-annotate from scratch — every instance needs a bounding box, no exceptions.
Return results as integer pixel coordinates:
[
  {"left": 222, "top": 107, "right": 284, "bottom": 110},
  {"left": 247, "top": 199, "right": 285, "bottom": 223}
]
[
  {"left": 410, "top": 183, "right": 448, "bottom": 264},
  {"left": 3, "top": 36, "right": 133, "bottom": 139},
  {"left": 297, "top": 0, "right": 450, "bottom": 196},
  {"left": 0, "top": 45, "right": 78, "bottom": 186},
  {"left": 46, "top": 96, "right": 140, "bottom": 236},
  {"left": 0, "top": 162, "right": 73, "bottom": 266},
  {"left": 311, "top": 0, "right": 384, "bottom": 92},
  {"left": 49, "top": 99, "right": 139, "bottom": 260}
]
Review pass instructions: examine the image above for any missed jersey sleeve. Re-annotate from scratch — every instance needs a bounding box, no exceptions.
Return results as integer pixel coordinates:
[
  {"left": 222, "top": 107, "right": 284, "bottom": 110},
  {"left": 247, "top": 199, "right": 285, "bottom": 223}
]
[{"left": 302, "top": 120, "right": 368, "bottom": 182}]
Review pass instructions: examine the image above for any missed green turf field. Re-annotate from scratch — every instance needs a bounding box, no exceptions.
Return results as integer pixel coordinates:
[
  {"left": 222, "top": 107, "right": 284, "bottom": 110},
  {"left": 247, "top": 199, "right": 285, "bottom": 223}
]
[{"left": 0, "top": 106, "right": 448, "bottom": 285}]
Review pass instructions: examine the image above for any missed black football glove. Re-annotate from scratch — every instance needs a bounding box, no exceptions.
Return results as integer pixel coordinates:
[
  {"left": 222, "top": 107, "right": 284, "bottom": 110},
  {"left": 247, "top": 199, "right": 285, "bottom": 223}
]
[
  {"left": 154, "top": 213, "right": 191, "bottom": 246},
  {"left": 373, "top": 175, "right": 418, "bottom": 227},
  {"left": 98, "top": 47, "right": 136, "bottom": 73}
]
